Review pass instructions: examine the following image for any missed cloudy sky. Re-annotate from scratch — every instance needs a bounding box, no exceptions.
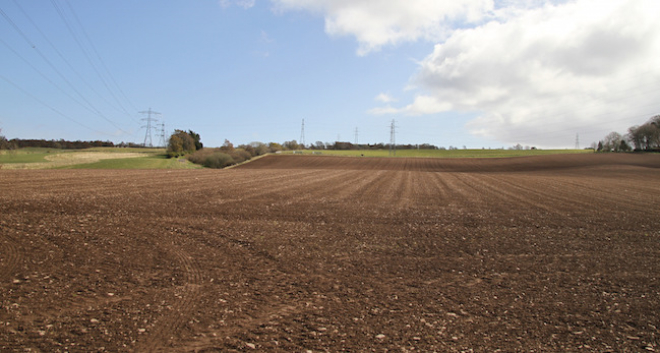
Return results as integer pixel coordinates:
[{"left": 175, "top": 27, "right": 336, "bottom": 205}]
[{"left": 1, "top": 0, "right": 659, "bottom": 148}]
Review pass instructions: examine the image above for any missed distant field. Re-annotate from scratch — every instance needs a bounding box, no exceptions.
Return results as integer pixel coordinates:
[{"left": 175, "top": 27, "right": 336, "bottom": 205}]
[
  {"left": 1, "top": 147, "right": 594, "bottom": 169},
  {"left": 284, "top": 148, "right": 594, "bottom": 158},
  {"left": 0, "top": 147, "right": 200, "bottom": 169},
  {"left": 0, "top": 148, "right": 52, "bottom": 164},
  {"left": 64, "top": 154, "right": 202, "bottom": 169}
]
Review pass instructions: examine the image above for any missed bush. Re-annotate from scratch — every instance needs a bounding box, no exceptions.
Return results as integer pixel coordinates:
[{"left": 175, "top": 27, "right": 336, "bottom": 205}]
[
  {"left": 0, "top": 135, "right": 17, "bottom": 150},
  {"left": 188, "top": 148, "right": 239, "bottom": 168},
  {"left": 268, "top": 142, "right": 283, "bottom": 152},
  {"left": 229, "top": 148, "right": 251, "bottom": 164},
  {"left": 187, "top": 148, "right": 214, "bottom": 165},
  {"left": 203, "top": 152, "right": 234, "bottom": 169},
  {"left": 188, "top": 146, "right": 256, "bottom": 169},
  {"left": 250, "top": 142, "right": 269, "bottom": 156}
]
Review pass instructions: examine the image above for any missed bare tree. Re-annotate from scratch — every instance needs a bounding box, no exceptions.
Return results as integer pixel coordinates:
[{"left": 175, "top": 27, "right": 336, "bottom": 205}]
[
  {"left": 602, "top": 132, "right": 623, "bottom": 152},
  {"left": 627, "top": 116, "right": 660, "bottom": 150}
]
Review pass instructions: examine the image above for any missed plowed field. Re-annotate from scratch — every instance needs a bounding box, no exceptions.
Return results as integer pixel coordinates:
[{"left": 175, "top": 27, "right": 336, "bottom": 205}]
[{"left": 1, "top": 153, "right": 660, "bottom": 352}]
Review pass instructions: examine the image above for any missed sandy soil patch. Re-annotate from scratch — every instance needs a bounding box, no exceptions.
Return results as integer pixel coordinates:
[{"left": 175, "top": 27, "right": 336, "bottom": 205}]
[{"left": 1, "top": 152, "right": 147, "bottom": 169}]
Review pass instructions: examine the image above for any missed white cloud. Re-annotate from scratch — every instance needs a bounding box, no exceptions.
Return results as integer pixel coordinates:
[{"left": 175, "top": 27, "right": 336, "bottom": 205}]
[
  {"left": 409, "top": 0, "right": 660, "bottom": 147},
  {"left": 375, "top": 93, "right": 396, "bottom": 103},
  {"left": 403, "top": 95, "right": 454, "bottom": 115},
  {"left": 368, "top": 105, "right": 400, "bottom": 115},
  {"left": 237, "top": 0, "right": 256, "bottom": 9},
  {"left": 370, "top": 95, "right": 453, "bottom": 116},
  {"left": 260, "top": 30, "right": 275, "bottom": 44},
  {"left": 359, "top": 0, "right": 660, "bottom": 147},
  {"left": 272, "top": 0, "right": 495, "bottom": 55},
  {"left": 219, "top": 0, "right": 256, "bottom": 9},
  {"left": 272, "top": 0, "right": 660, "bottom": 147}
]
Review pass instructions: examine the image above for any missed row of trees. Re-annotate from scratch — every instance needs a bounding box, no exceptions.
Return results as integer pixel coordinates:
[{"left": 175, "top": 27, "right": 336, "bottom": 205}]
[
  {"left": 598, "top": 115, "right": 660, "bottom": 152},
  {"left": 0, "top": 128, "right": 165, "bottom": 151},
  {"left": 188, "top": 140, "right": 291, "bottom": 168},
  {"left": 163, "top": 127, "right": 444, "bottom": 169},
  {"left": 166, "top": 130, "right": 274, "bottom": 168},
  {"left": 282, "top": 140, "right": 439, "bottom": 151},
  {"left": 0, "top": 137, "right": 119, "bottom": 150}
]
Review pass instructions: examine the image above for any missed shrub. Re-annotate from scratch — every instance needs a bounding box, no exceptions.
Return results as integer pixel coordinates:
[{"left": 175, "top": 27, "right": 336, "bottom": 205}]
[
  {"left": 229, "top": 148, "right": 251, "bottom": 164},
  {"left": 188, "top": 145, "right": 256, "bottom": 169},
  {"left": 188, "top": 148, "right": 239, "bottom": 168},
  {"left": 241, "top": 144, "right": 256, "bottom": 157},
  {"left": 250, "top": 142, "right": 269, "bottom": 156},
  {"left": 268, "top": 142, "right": 283, "bottom": 152},
  {"left": 0, "top": 135, "right": 16, "bottom": 150},
  {"left": 187, "top": 148, "right": 214, "bottom": 165},
  {"left": 203, "top": 152, "right": 234, "bottom": 169}
]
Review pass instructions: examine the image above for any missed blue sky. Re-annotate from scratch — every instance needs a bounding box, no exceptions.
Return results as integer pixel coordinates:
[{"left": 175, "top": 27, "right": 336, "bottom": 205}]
[{"left": 2, "top": 0, "right": 660, "bottom": 149}]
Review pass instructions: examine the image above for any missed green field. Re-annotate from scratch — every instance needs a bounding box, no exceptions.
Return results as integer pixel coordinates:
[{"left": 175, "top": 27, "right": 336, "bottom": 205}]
[
  {"left": 0, "top": 148, "right": 54, "bottom": 163},
  {"left": 283, "top": 148, "right": 594, "bottom": 158},
  {"left": 0, "top": 147, "right": 200, "bottom": 169},
  {"left": 1, "top": 147, "right": 595, "bottom": 169},
  {"left": 82, "top": 147, "right": 165, "bottom": 154},
  {"left": 62, "top": 154, "right": 202, "bottom": 169}
]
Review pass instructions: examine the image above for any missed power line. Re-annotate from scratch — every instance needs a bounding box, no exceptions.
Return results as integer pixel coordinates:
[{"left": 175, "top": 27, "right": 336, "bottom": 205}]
[
  {"left": 50, "top": 0, "right": 136, "bottom": 118},
  {"left": 0, "top": 37, "right": 130, "bottom": 134},
  {"left": 0, "top": 5, "right": 129, "bottom": 133},
  {"left": 10, "top": 0, "right": 136, "bottom": 122},
  {"left": 0, "top": 74, "right": 105, "bottom": 134},
  {"left": 62, "top": 0, "right": 138, "bottom": 113}
]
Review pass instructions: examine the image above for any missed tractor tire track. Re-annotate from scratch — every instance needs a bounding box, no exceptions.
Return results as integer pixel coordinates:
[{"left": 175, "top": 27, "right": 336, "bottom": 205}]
[
  {"left": 134, "top": 244, "right": 204, "bottom": 352},
  {"left": 0, "top": 234, "right": 21, "bottom": 283}
]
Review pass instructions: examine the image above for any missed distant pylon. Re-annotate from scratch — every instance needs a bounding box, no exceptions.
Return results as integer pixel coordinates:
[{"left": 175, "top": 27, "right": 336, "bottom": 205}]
[
  {"left": 300, "top": 118, "right": 305, "bottom": 148},
  {"left": 389, "top": 119, "right": 396, "bottom": 157},
  {"left": 355, "top": 127, "right": 358, "bottom": 145},
  {"left": 139, "top": 108, "right": 161, "bottom": 147},
  {"left": 575, "top": 133, "right": 580, "bottom": 150},
  {"left": 158, "top": 122, "right": 166, "bottom": 148}
]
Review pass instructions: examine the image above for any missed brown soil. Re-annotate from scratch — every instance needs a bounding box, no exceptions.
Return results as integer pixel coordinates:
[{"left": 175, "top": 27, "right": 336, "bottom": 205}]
[{"left": 1, "top": 153, "right": 659, "bottom": 352}]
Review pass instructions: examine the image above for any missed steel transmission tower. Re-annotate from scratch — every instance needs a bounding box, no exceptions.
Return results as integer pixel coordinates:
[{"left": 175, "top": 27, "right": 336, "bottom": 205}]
[
  {"left": 139, "top": 108, "right": 161, "bottom": 147},
  {"left": 158, "top": 123, "right": 166, "bottom": 148},
  {"left": 300, "top": 118, "right": 305, "bottom": 149},
  {"left": 355, "top": 127, "right": 358, "bottom": 145},
  {"left": 389, "top": 119, "right": 397, "bottom": 157},
  {"left": 575, "top": 133, "right": 580, "bottom": 150}
]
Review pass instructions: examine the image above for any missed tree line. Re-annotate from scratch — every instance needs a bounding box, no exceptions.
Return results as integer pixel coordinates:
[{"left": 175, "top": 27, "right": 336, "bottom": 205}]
[
  {"left": 300, "top": 141, "right": 439, "bottom": 151},
  {"left": 0, "top": 136, "right": 126, "bottom": 150},
  {"left": 167, "top": 129, "right": 287, "bottom": 169},
  {"left": 166, "top": 129, "right": 443, "bottom": 169},
  {"left": 597, "top": 115, "right": 660, "bottom": 152}
]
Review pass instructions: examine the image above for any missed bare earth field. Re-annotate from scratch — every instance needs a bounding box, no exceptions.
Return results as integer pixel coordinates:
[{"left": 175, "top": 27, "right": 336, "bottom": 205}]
[{"left": 1, "top": 153, "right": 660, "bottom": 352}]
